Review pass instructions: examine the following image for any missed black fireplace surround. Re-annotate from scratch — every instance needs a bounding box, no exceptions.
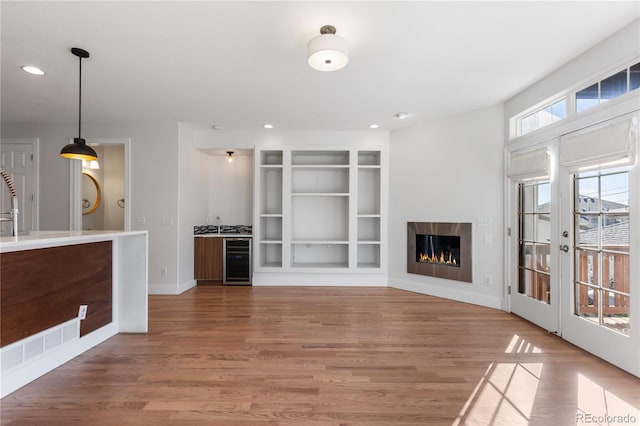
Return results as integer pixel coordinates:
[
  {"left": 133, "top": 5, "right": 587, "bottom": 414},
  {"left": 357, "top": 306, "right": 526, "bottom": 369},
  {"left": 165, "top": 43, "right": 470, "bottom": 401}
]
[{"left": 407, "top": 222, "right": 472, "bottom": 283}]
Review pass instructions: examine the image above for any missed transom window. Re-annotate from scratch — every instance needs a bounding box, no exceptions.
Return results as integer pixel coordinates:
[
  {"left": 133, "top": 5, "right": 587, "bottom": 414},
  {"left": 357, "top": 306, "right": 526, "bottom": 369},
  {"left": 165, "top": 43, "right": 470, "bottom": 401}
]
[
  {"left": 521, "top": 99, "right": 566, "bottom": 136},
  {"left": 576, "top": 62, "right": 640, "bottom": 113}
]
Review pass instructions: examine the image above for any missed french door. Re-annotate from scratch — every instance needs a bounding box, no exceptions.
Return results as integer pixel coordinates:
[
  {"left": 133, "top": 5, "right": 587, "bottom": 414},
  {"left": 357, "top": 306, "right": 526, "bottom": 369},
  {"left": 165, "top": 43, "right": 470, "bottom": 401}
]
[
  {"left": 510, "top": 173, "right": 560, "bottom": 333},
  {"left": 509, "top": 115, "right": 639, "bottom": 376},
  {"left": 559, "top": 163, "right": 638, "bottom": 375}
]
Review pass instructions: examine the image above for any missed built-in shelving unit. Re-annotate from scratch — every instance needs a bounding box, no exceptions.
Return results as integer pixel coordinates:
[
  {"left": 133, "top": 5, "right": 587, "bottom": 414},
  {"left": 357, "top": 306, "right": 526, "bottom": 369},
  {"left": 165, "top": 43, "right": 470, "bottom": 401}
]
[
  {"left": 257, "top": 150, "right": 283, "bottom": 268},
  {"left": 356, "top": 151, "right": 381, "bottom": 268},
  {"left": 254, "top": 146, "right": 386, "bottom": 283}
]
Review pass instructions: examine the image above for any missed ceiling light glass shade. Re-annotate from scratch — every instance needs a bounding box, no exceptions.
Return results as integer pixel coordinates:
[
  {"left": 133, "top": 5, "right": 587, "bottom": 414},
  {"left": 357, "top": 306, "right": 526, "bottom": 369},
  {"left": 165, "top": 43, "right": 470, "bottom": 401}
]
[
  {"left": 60, "top": 138, "right": 98, "bottom": 161},
  {"left": 307, "top": 26, "right": 349, "bottom": 72},
  {"left": 89, "top": 160, "right": 100, "bottom": 169},
  {"left": 21, "top": 65, "right": 46, "bottom": 76}
]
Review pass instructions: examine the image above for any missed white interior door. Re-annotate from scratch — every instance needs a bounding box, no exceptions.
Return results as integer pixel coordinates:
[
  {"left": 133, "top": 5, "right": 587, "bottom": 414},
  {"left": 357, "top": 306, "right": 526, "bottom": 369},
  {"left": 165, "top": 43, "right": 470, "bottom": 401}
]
[{"left": 0, "top": 139, "right": 37, "bottom": 236}]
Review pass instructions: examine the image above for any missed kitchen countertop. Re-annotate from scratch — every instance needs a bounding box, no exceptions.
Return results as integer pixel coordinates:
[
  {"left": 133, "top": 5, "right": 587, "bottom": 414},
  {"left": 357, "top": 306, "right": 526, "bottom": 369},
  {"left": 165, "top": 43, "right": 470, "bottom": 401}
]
[
  {"left": 0, "top": 230, "right": 148, "bottom": 252},
  {"left": 194, "top": 234, "right": 253, "bottom": 238}
]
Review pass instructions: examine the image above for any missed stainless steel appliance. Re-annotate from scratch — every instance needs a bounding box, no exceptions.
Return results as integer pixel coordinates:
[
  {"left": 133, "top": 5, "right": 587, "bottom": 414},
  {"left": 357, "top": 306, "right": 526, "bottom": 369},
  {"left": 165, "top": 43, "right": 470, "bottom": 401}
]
[{"left": 223, "top": 238, "right": 252, "bottom": 285}]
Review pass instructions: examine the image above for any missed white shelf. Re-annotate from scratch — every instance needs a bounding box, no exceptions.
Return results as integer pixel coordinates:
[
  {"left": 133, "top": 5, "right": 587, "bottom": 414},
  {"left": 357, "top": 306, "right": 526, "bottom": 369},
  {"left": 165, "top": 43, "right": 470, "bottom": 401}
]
[
  {"left": 261, "top": 150, "right": 283, "bottom": 165},
  {"left": 357, "top": 240, "right": 381, "bottom": 245},
  {"left": 260, "top": 213, "right": 282, "bottom": 217},
  {"left": 291, "top": 262, "right": 349, "bottom": 269},
  {"left": 260, "top": 239, "right": 282, "bottom": 244},
  {"left": 291, "top": 240, "right": 349, "bottom": 244},
  {"left": 291, "top": 150, "right": 349, "bottom": 166},
  {"left": 291, "top": 165, "right": 349, "bottom": 169},
  {"left": 291, "top": 192, "right": 349, "bottom": 197}
]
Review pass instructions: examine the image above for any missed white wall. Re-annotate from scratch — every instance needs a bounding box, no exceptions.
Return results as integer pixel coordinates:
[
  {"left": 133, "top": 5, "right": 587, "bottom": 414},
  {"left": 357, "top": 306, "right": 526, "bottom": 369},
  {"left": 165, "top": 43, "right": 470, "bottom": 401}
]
[
  {"left": 1, "top": 121, "right": 181, "bottom": 294},
  {"left": 176, "top": 122, "right": 209, "bottom": 294},
  {"left": 207, "top": 154, "right": 253, "bottom": 227},
  {"left": 388, "top": 105, "right": 505, "bottom": 309}
]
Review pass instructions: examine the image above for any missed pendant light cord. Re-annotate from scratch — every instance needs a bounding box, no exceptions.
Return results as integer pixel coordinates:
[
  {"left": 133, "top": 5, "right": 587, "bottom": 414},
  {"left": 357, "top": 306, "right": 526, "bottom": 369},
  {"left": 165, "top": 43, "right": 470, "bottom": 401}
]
[{"left": 78, "top": 54, "right": 82, "bottom": 140}]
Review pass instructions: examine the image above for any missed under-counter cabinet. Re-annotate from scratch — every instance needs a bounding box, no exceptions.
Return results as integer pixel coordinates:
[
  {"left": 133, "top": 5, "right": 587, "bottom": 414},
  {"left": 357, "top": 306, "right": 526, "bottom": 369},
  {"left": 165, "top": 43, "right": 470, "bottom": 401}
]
[
  {"left": 194, "top": 237, "right": 223, "bottom": 282},
  {"left": 253, "top": 146, "right": 387, "bottom": 286}
]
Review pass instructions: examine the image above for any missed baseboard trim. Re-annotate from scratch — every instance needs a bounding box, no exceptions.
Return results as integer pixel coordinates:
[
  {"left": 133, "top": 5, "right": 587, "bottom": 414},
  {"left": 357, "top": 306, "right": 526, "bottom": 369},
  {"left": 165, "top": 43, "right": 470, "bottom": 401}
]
[
  {"left": 149, "top": 279, "right": 196, "bottom": 295},
  {"left": 389, "top": 277, "right": 503, "bottom": 310}
]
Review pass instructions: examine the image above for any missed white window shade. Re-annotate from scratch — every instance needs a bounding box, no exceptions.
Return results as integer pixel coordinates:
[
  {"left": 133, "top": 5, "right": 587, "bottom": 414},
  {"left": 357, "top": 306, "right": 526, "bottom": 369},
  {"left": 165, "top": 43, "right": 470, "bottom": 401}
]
[
  {"left": 560, "top": 119, "right": 636, "bottom": 170},
  {"left": 507, "top": 148, "right": 549, "bottom": 181}
]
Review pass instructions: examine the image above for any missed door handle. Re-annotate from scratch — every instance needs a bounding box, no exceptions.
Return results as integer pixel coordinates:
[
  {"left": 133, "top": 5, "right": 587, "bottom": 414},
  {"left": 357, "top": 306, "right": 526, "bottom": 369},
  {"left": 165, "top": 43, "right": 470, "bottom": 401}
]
[
  {"left": 559, "top": 244, "right": 569, "bottom": 252},
  {"left": 562, "top": 231, "right": 569, "bottom": 238}
]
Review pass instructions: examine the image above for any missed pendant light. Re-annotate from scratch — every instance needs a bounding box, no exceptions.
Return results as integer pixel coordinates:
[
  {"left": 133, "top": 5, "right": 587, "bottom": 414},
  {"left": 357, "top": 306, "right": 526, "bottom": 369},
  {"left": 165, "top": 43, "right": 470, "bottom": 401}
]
[{"left": 60, "top": 47, "right": 98, "bottom": 161}]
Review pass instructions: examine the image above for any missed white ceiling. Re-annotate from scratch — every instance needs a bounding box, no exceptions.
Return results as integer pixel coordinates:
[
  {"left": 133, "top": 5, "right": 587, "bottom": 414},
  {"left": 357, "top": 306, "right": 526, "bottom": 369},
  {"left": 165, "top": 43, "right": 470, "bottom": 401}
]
[{"left": 2, "top": 1, "right": 639, "bottom": 132}]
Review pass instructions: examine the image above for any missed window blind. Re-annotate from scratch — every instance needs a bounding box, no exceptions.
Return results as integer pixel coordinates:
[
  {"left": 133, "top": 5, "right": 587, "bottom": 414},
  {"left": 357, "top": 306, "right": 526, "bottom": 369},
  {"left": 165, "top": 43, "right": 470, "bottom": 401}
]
[
  {"left": 559, "top": 119, "right": 636, "bottom": 170},
  {"left": 507, "top": 148, "right": 549, "bottom": 181}
]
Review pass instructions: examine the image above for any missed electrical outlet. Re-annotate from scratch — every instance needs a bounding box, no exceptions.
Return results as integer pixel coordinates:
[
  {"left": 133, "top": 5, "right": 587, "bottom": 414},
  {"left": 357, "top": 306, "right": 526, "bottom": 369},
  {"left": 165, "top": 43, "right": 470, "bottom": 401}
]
[
  {"left": 160, "top": 216, "right": 173, "bottom": 226},
  {"left": 136, "top": 217, "right": 146, "bottom": 226},
  {"left": 482, "top": 276, "right": 492, "bottom": 286},
  {"left": 160, "top": 267, "right": 168, "bottom": 277},
  {"left": 78, "top": 305, "right": 88, "bottom": 320}
]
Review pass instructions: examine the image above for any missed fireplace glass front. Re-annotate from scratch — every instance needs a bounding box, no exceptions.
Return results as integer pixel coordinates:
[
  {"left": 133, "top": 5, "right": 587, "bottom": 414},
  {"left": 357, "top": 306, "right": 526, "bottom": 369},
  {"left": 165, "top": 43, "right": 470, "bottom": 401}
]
[{"left": 416, "top": 234, "right": 461, "bottom": 267}]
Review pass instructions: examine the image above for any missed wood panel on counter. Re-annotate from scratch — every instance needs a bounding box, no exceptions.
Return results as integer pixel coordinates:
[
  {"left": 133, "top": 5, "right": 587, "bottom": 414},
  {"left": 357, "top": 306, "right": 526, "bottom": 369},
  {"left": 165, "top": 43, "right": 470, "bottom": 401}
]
[{"left": 1, "top": 241, "right": 113, "bottom": 347}]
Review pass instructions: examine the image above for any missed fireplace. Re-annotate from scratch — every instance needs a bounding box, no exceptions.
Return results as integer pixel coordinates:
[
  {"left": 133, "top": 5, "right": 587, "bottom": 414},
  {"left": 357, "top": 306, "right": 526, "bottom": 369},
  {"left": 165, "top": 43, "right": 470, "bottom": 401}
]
[{"left": 407, "top": 222, "right": 472, "bottom": 283}]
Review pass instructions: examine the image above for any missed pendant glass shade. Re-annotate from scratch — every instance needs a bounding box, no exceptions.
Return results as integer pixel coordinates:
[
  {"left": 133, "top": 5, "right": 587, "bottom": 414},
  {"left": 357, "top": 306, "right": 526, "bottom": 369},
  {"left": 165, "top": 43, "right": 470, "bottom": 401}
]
[
  {"left": 307, "top": 26, "right": 349, "bottom": 72},
  {"left": 60, "top": 138, "right": 98, "bottom": 161}
]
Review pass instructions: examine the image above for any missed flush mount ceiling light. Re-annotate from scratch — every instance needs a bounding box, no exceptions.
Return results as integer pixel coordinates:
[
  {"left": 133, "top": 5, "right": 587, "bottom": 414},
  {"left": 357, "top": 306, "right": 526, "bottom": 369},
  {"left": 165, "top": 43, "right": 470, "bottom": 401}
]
[
  {"left": 394, "top": 112, "right": 409, "bottom": 119},
  {"left": 263, "top": 124, "right": 274, "bottom": 129},
  {"left": 60, "top": 47, "right": 98, "bottom": 161},
  {"left": 21, "top": 65, "right": 46, "bottom": 76},
  {"left": 307, "top": 25, "right": 349, "bottom": 72},
  {"left": 369, "top": 124, "right": 380, "bottom": 129},
  {"left": 226, "top": 151, "right": 234, "bottom": 163}
]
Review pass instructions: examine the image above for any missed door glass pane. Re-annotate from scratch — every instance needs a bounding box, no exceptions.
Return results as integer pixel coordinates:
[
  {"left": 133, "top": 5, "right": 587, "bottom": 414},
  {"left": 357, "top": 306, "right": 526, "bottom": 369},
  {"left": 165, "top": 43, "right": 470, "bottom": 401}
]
[
  {"left": 518, "top": 181, "right": 551, "bottom": 304},
  {"left": 523, "top": 214, "right": 534, "bottom": 240},
  {"left": 535, "top": 244, "right": 551, "bottom": 272},
  {"left": 573, "top": 168, "right": 630, "bottom": 335},
  {"left": 603, "top": 293, "right": 630, "bottom": 336},
  {"left": 535, "top": 214, "right": 550, "bottom": 242},
  {"left": 575, "top": 283, "right": 598, "bottom": 323},
  {"left": 522, "top": 185, "right": 535, "bottom": 213},
  {"left": 521, "top": 242, "right": 535, "bottom": 269},
  {"left": 575, "top": 249, "right": 599, "bottom": 286},
  {"left": 576, "top": 214, "right": 598, "bottom": 248},
  {"left": 602, "top": 252, "right": 629, "bottom": 291}
]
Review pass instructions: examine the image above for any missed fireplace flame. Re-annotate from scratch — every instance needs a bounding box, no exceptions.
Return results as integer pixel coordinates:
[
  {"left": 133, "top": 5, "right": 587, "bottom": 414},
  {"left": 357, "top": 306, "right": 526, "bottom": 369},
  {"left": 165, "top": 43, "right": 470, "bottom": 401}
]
[{"left": 419, "top": 251, "right": 457, "bottom": 266}]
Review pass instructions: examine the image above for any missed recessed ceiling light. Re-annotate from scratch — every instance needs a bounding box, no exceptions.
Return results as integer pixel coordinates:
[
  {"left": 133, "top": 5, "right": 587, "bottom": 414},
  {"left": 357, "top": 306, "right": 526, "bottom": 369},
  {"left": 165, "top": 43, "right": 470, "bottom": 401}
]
[
  {"left": 263, "top": 124, "right": 274, "bottom": 129},
  {"left": 21, "top": 65, "right": 46, "bottom": 76},
  {"left": 394, "top": 112, "right": 409, "bottom": 119},
  {"left": 211, "top": 125, "right": 221, "bottom": 130},
  {"left": 369, "top": 124, "right": 379, "bottom": 129}
]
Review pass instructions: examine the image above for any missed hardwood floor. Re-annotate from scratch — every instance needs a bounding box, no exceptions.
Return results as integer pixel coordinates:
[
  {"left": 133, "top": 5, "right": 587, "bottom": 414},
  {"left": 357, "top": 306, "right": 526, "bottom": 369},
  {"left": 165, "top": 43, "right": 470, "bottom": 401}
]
[{"left": 2, "top": 286, "right": 639, "bottom": 425}]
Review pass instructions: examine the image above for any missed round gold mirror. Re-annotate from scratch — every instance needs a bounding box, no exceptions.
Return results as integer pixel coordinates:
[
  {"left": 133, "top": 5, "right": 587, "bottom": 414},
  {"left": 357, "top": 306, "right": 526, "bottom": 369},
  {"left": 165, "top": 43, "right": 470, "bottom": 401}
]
[{"left": 82, "top": 172, "right": 101, "bottom": 215}]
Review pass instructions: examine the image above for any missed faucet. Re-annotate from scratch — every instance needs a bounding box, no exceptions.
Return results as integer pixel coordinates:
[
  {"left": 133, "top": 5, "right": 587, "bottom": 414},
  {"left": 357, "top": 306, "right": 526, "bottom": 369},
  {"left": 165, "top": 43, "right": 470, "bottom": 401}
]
[
  {"left": 216, "top": 216, "right": 221, "bottom": 234},
  {"left": 0, "top": 169, "right": 19, "bottom": 237}
]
